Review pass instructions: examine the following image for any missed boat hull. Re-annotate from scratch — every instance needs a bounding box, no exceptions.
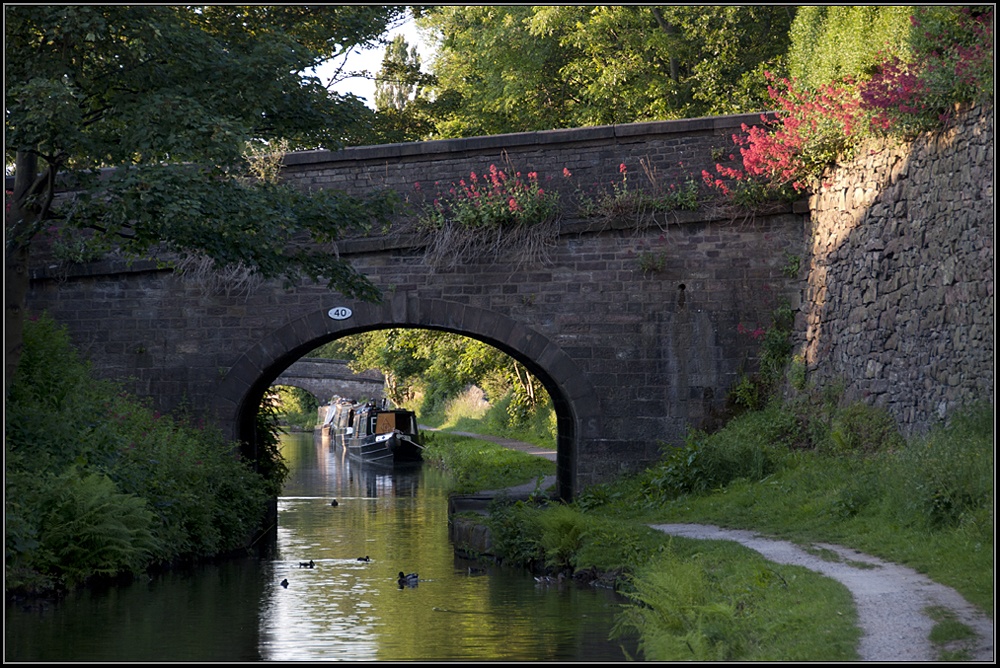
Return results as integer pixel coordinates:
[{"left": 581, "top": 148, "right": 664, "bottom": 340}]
[{"left": 346, "top": 431, "right": 423, "bottom": 465}]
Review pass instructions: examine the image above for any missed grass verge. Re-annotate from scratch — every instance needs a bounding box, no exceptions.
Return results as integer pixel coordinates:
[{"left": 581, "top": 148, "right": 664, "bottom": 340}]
[
  {"left": 455, "top": 397, "right": 992, "bottom": 660},
  {"left": 421, "top": 431, "right": 555, "bottom": 494}
]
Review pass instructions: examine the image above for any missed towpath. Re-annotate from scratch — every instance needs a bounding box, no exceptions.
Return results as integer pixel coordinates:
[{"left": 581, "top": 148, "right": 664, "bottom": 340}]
[
  {"left": 649, "top": 524, "right": 994, "bottom": 662},
  {"left": 442, "top": 430, "right": 995, "bottom": 661}
]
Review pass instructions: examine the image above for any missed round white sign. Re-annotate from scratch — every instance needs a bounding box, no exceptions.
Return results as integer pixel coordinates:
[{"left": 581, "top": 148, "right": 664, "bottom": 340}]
[{"left": 327, "top": 307, "right": 353, "bottom": 320}]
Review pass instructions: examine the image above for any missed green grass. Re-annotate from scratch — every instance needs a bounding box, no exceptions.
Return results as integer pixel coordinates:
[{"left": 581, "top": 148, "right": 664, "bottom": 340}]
[
  {"left": 574, "top": 401, "right": 994, "bottom": 616},
  {"left": 612, "top": 538, "right": 860, "bottom": 661},
  {"left": 421, "top": 431, "right": 554, "bottom": 494},
  {"left": 421, "top": 385, "right": 992, "bottom": 660},
  {"left": 419, "top": 385, "right": 557, "bottom": 449},
  {"left": 926, "top": 605, "right": 978, "bottom": 661},
  {"left": 478, "top": 398, "right": 993, "bottom": 661}
]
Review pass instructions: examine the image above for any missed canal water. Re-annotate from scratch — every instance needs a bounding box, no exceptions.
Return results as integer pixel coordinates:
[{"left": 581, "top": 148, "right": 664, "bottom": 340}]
[{"left": 6, "top": 432, "right": 637, "bottom": 661}]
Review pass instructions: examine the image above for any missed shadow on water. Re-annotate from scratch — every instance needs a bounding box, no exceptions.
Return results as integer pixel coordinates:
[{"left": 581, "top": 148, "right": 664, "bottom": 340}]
[{"left": 5, "top": 432, "right": 636, "bottom": 662}]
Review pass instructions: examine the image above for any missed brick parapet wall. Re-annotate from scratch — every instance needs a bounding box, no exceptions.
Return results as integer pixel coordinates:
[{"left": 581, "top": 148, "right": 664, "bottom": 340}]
[
  {"left": 279, "top": 113, "right": 763, "bottom": 206},
  {"left": 803, "top": 102, "right": 994, "bottom": 436}
]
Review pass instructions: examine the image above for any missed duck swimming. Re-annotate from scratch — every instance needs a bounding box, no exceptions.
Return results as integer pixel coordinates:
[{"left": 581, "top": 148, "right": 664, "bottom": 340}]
[
  {"left": 357, "top": 556, "right": 371, "bottom": 562},
  {"left": 330, "top": 499, "right": 339, "bottom": 507},
  {"left": 397, "top": 571, "right": 419, "bottom": 587},
  {"left": 280, "top": 579, "right": 289, "bottom": 588},
  {"left": 299, "top": 560, "right": 315, "bottom": 569}
]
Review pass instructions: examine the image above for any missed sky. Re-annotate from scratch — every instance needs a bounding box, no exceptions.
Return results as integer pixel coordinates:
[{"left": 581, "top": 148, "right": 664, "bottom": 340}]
[{"left": 310, "top": 13, "right": 430, "bottom": 110}]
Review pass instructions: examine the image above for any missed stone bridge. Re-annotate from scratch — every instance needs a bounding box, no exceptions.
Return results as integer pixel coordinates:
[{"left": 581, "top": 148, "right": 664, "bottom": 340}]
[
  {"left": 270, "top": 357, "right": 384, "bottom": 405},
  {"left": 24, "top": 104, "right": 993, "bottom": 499}
]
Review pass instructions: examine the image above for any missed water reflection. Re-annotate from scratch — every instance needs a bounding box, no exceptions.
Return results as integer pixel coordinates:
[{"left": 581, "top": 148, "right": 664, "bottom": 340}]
[
  {"left": 5, "top": 432, "right": 634, "bottom": 662},
  {"left": 262, "top": 432, "right": 633, "bottom": 662}
]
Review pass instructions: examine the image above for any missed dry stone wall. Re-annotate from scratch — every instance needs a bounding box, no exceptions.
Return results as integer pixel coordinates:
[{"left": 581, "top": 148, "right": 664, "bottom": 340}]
[{"left": 802, "top": 102, "right": 993, "bottom": 436}]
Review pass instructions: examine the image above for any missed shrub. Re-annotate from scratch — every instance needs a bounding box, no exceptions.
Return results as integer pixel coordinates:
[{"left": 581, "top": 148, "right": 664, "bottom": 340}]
[
  {"left": 642, "top": 404, "right": 795, "bottom": 503},
  {"left": 6, "top": 313, "right": 278, "bottom": 594},
  {"left": 828, "top": 402, "right": 905, "bottom": 455},
  {"left": 887, "top": 403, "right": 993, "bottom": 528},
  {"left": 535, "top": 505, "right": 587, "bottom": 572},
  {"left": 36, "top": 470, "right": 160, "bottom": 588},
  {"left": 709, "top": 7, "right": 993, "bottom": 201},
  {"left": 485, "top": 498, "right": 546, "bottom": 570}
]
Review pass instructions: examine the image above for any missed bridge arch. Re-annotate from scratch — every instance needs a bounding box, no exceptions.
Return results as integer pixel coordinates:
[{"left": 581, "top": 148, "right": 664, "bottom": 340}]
[{"left": 211, "top": 293, "right": 600, "bottom": 500}]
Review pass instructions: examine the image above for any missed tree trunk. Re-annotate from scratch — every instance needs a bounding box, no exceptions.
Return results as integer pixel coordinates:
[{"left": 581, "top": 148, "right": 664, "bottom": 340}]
[
  {"left": 5, "top": 151, "right": 40, "bottom": 395},
  {"left": 650, "top": 7, "right": 680, "bottom": 84}
]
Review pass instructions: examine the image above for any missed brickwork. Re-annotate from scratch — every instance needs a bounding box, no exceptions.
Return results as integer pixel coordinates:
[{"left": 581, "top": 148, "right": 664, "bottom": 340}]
[
  {"left": 27, "top": 211, "right": 805, "bottom": 497},
  {"left": 279, "top": 113, "right": 763, "bottom": 207}
]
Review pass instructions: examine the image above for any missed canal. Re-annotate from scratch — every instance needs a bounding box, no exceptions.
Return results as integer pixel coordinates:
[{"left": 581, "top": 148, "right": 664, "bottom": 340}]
[{"left": 6, "top": 432, "right": 636, "bottom": 661}]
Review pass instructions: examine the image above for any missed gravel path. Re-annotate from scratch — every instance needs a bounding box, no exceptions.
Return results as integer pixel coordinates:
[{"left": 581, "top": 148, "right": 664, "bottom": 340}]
[
  {"left": 442, "top": 430, "right": 993, "bottom": 661},
  {"left": 650, "top": 524, "right": 994, "bottom": 662}
]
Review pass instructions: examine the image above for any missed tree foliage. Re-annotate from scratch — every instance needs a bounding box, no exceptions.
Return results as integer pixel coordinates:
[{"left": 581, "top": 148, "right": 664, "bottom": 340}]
[
  {"left": 4, "top": 5, "right": 404, "bottom": 390},
  {"left": 312, "top": 328, "right": 545, "bottom": 424},
  {"left": 413, "top": 6, "right": 795, "bottom": 138},
  {"left": 370, "top": 32, "right": 437, "bottom": 143},
  {"left": 375, "top": 33, "right": 423, "bottom": 112},
  {"left": 788, "top": 6, "right": 916, "bottom": 89}
]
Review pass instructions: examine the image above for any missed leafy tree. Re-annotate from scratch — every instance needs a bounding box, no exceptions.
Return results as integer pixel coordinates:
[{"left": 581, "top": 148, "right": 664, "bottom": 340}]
[
  {"left": 375, "top": 33, "right": 424, "bottom": 112},
  {"left": 371, "top": 33, "right": 436, "bottom": 143},
  {"left": 312, "top": 328, "right": 545, "bottom": 419},
  {"left": 4, "top": 5, "right": 404, "bottom": 392},
  {"left": 414, "top": 6, "right": 795, "bottom": 138},
  {"left": 788, "top": 6, "right": 915, "bottom": 89}
]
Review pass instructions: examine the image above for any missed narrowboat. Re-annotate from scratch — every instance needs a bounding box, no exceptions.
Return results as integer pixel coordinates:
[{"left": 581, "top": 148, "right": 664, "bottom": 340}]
[{"left": 329, "top": 399, "right": 424, "bottom": 465}]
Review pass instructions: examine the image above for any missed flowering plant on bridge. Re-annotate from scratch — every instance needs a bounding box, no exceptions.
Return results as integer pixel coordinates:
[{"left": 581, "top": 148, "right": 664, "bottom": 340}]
[
  {"left": 703, "top": 7, "right": 993, "bottom": 201},
  {"left": 417, "top": 163, "right": 561, "bottom": 231},
  {"left": 414, "top": 164, "right": 565, "bottom": 268},
  {"left": 703, "top": 74, "right": 864, "bottom": 199}
]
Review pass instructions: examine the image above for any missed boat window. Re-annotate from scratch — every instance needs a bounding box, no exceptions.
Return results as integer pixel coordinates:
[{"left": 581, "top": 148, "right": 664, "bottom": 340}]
[{"left": 375, "top": 412, "right": 396, "bottom": 434}]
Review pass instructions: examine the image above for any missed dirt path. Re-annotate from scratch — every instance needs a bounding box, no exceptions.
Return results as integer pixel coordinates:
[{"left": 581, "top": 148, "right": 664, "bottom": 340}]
[
  {"left": 650, "top": 523, "right": 994, "bottom": 662},
  {"left": 436, "top": 429, "right": 993, "bottom": 660}
]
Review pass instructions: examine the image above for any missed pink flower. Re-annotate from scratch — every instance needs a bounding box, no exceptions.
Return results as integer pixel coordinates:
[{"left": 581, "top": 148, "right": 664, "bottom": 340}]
[
  {"left": 619, "top": 163, "right": 627, "bottom": 174},
  {"left": 563, "top": 167, "right": 572, "bottom": 178}
]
